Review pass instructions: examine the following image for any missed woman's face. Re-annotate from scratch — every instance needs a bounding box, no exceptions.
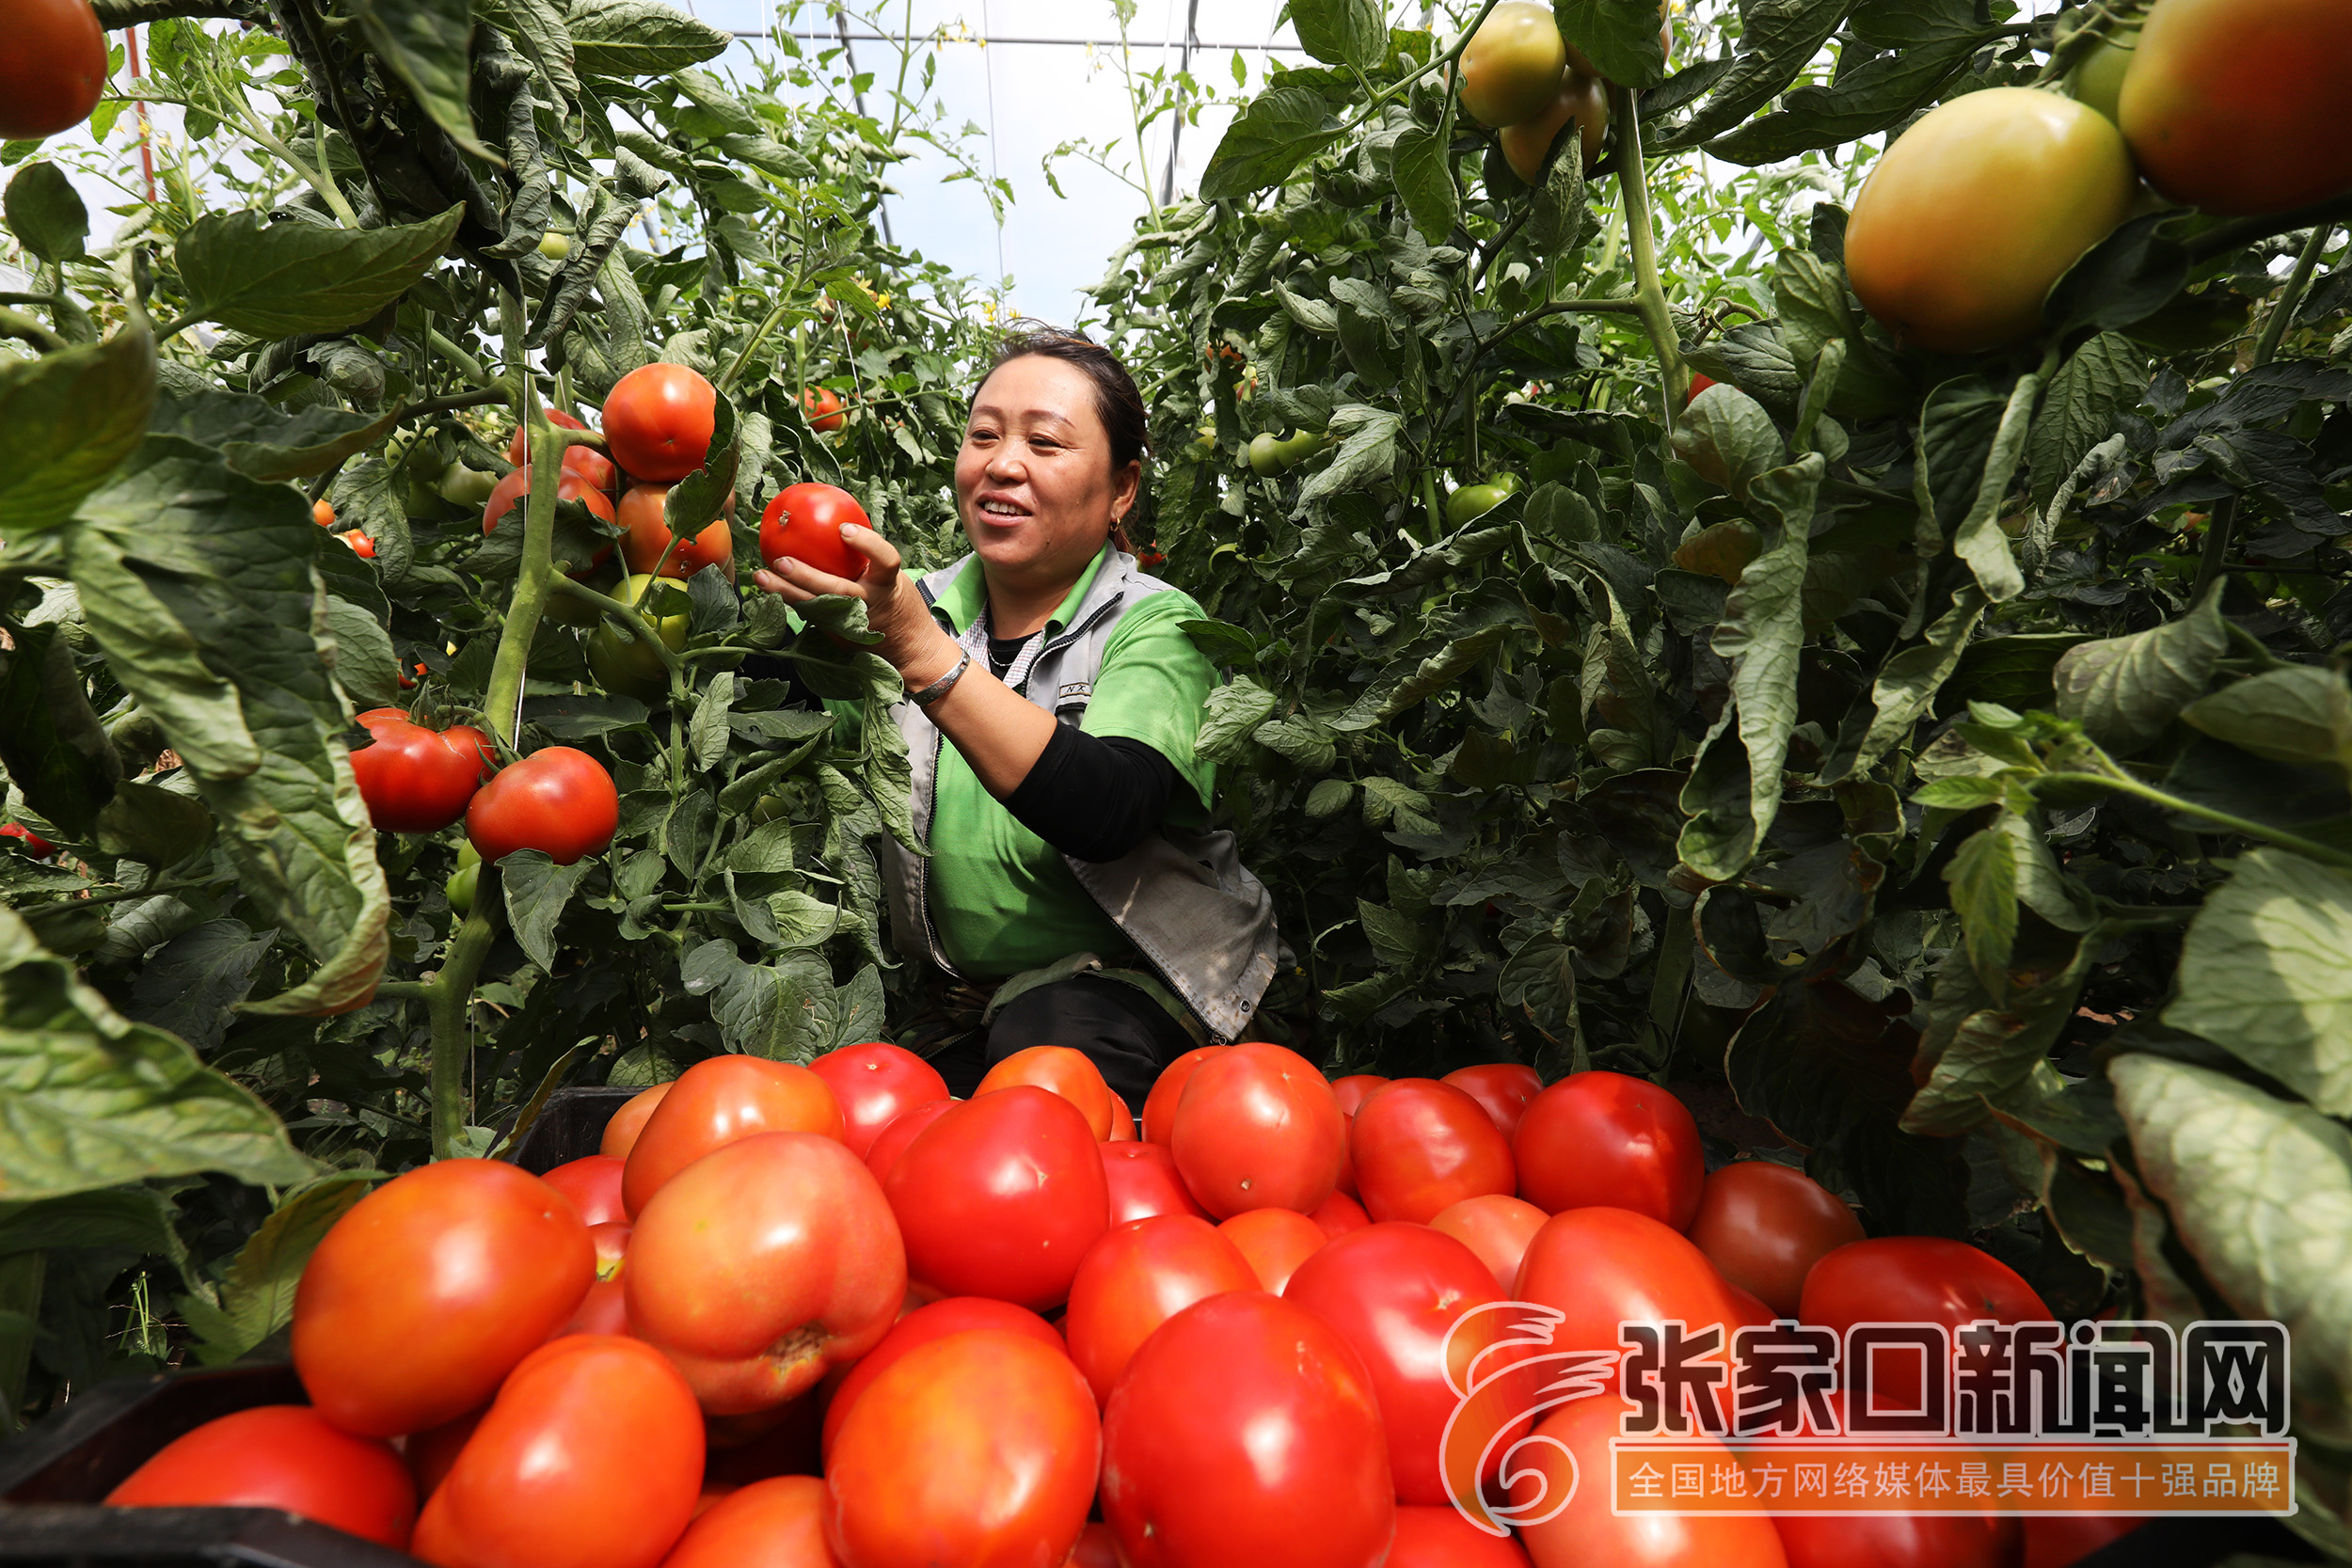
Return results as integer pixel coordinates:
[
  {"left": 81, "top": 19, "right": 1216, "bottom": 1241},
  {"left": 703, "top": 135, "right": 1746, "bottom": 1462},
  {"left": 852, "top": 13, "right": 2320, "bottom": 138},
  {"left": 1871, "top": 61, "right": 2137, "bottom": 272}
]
[{"left": 954, "top": 354, "right": 1139, "bottom": 585}]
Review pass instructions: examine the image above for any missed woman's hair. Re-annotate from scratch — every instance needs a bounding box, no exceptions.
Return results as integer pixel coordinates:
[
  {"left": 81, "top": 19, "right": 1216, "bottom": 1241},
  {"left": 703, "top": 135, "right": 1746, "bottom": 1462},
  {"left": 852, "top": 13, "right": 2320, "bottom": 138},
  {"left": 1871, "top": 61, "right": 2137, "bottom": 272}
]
[{"left": 975, "top": 321, "right": 1151, "bottom": 477}]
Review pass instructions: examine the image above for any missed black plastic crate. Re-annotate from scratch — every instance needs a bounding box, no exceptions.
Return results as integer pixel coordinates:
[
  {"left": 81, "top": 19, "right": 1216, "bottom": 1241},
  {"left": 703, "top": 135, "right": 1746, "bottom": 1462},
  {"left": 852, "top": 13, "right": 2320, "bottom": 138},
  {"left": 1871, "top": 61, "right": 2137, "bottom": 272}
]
[{"left": 502, "top": 1085, "right": 636, "bottom": 1174}]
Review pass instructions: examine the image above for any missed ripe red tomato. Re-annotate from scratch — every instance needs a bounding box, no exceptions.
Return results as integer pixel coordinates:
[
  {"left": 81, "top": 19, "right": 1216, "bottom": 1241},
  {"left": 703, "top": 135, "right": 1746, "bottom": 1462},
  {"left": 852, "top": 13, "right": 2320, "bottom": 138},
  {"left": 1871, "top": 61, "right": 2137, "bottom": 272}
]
[
  {"left": 1067, "top": 1522, "right": 1124, "bottom": 1568},
  {"left": 1686, "top": 1161, "right": 1864, "bottom": 1318},
  {"left": 0, "top": 0, "right": 107, "bottom": 141},
  {"left": 541, "top": 1154, "right": 627, "bottom": 1227},
  {"left": 482, "top": 464, "right": 619, "bottom": 537},
  {"left": 1218, "top": 1207, "right": 1328, "bottom": 1294},
  {"left": 2119, "top": 0, "right": 2352, "bottom": 216},
  {"left": 617, "top": 483, "right": 735, "bottom": 579},
  {"left": 465, "top": 747, "right": 619, "bottom": 865},
  {"left": 405, "top": 1406, "right": 485, "bottom": 1502},
  {"left": 313, "top": 498, "right": 337, "bottom": 528},
  {"left": 1107, "top": 1093, "right": 1136, "bottom": 1141},
  {"left": 1430, "top": 1193, "right": 1549, "bottom": 1295},
  {"left": 1386, "top": 1505, "right": 1534, "bottom": 1567},
  {"left": 1845, "top": 87, "right": 2135, "bottom": 353},
  {"left": 977, "top": 1043, "right": 1116, "bottom": 1139},
  {"left": 801, "top": 387, "right": 847, "bottom": 434},
  {"left": 759, "top": 483, "right": 870, "bottom": 582},
  {"left": 1104, "top": 1140, "right": 1212, "bottom": 1225},
  {"left": 628, "top": 1132, "right": 903, "bottom": 1415},
  {"left": 1353, "top": 1078, "right": 1517, "bottom": 1224},
  {"left": 601, "top": 1081, "right": 674, "bottom": 1159},
  {"left": 603, "top": 363, "right": 717, "bottom": 483},
  {"left": 0, "top": 822, "right": 55, "bottom": 858},
  {"left": 505, "top": 411, "right": 618, "bottom": 493},
  {"left": 105, "top": 1405, "right": 416, "bottom": 1548},
  {"left": 1514, "top": 1070, "right": 1704, "bottom": 1228},
  {"left": 1457, "top": 1, "right": 1568, "bottom": 127},
  {"left": 1506, "top": 1395, "right": 1788, "bottom": 1568},
  {"left": 1284, "top": 1223, "right": 1511, "bottom": 1506},
  {"left": 1143, "top": 1044, "right": 1226, "bottom": 1145},
  {"left": 1171, "top": 1041, "right": 1346, "bottom": 1218},
  {"left": 411, "top": 1335, "right": 703, "bottom": 1568},
  {"left": 558, "top": 1221, "right": 632, "bottom": 1337},
  {"left": 1441, "top": 1063, "right": 1543, "bottom": 1141},
  {"left": 622, "top": 1055, "right": 845, "bottom": 1216},
  {"left": 1685, "top": 371, "right": 1719, "bottom": 404},
  {"left": 863, "top": 1098, "right": 955, "bottom": 1185},
  {"left": 349, "top": 709, "right": 492, "bottom": 834},
  {"left": 1800, "top": 1238, "right": 2052, "bottom": 1409},
  {"left": 808, "top": 1042, "right": 948, "bottom": 1161},
  {"left": 1100, "top": 1291, "right": 1394, "bottom": 1568},
  {"left": 1514, "top": 1206, "right": 1741, "bottom": 1402},
  {"left": 1775, "top": 1513, "right": 2019, "bottom": 1568},
  {"left": 1067, "top": 1214, "right": 1261, "bottom": 1404},
  {"left": 1328, "top": 1073, "right": 1390, "bottom": 1117},
  {"left": 826, "top": 1330, "right": 1100, "bottom": 1568},
  {"left": 1309, "top": 1187, "right": 1369, "bottom": 1239},
  {"left": 818, "top": 1295, "right": 1066, "bottom": 1460},
  {"left": 339, "top": 528, "right": 377, "bottom": 559},
  {"left": 656, "top": 1476, "right": 829, "bottom": 1568},
  {"left": 884, "top": 1085, "right": 1110, "bottom": 1309},
  {"left": 505, "top": 408, "right": 581, "bottom": 466},
  {"left": 294, "top": 1160, "right": 593, "bottom": 1437}
]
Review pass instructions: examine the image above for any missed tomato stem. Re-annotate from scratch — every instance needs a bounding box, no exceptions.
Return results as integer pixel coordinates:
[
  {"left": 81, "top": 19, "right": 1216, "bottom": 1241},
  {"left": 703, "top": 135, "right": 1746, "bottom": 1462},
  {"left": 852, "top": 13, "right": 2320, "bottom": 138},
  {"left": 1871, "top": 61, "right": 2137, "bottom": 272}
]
[
  {"left": 484, "top": 293, "right": 561, "bottom": 750},
  {"left": 1606, "top": 84, "right": 1684, "bottom": 427},
  {"left": 427, "top": 862, "right": 504, "bottom": 1160}
]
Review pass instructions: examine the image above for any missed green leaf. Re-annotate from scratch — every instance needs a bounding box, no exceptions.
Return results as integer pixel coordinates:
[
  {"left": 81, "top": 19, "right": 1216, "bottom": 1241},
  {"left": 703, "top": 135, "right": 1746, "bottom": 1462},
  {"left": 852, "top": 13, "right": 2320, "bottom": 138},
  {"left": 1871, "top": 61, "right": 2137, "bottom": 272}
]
[
  {"left": 152, "top": 387, "right": 403, "bottom": 484},
  {"left": 2042, "top": 211, "right": 2189, "bottom": 338},
  {"left": 1358, "top": 899, "right": 1433, "bottom": 969},
  {"left": 1702, "top": 15, "right": 1988, "bottom": 165},
  {"left": 2051, "top": 580, "right": 2227, "bottom": 756},
  {"left": 1389, "top": 124, "right": 1458, "bottom": 246},
  {"left": 0, "top": 624, "right": 120, "bottom": 839},
  {"left": 1528, "top": 122, "right": 1587, "bottom": 255},
  {"left": 1672, "top": 383, "right": 1786, "bottom": 499},
  {"left": 1498, "top": 932, "right": 1579, "bottom": 1046},
  {"left": 1291, "top": 0, "right": 1385, "bottom": 68},
  {"left": 175, "top": 205, "right": 464, "bottom": 339},
  {"left": 349, "top": 0, "right": 484, "bottom": 155},
  {"left": 68, "top": 437, "right": 389, "bottom": 1015},
  {"left": 2027, "top": 334, "right": 2149, "bottom": 515},
  {"left": 0, "top": 320, "right": 156, "bottom": 537},
  {"left": 502, "top": 852, "right": 591, "bottom": 973},
  {"left": 2165, "top": 848, "right": 2352, "bottom": 1118},
  {"left": 0, "top": 903, "right": 313, "bottom": 1199},
  {"left": 1650, "top": 0, "right": 1850, "bottom": 150},
  {"left": 569, "top": 0, "right": 731, "bottom": 77},
  {"left": 689, "top": 671, "right": 736, "bottom": 770},
  {"left": 1198, "top": 678, "right": 1279, "bottom": 765},
  {"left": 324, "top": 597, "right": 400, "bottom": 711},
  {"left": 1945, "top": 818, "right": 2019, "bottom": 996},
  {"left": 181, "top": 1172, "right": 374, "bottom": 1366},
  {"left": 712, "top": 952, "right": 835, "bottom": 1063},
  {"left": 0, "top": 1187, "right": 184, "bottom": 1264},
  {"left": 95, "top": 779, "right": 215, "bottom": 869},
  {"left": 2181, "top": 666, "right": 2352, "bottom": 779},
  {"left": 4, "top": 162, "right": 87, "bottom": 264},
  {"left": 2109, "top": 1053, "right": 2352, "bottom": 1440},
  {"left": 1200, "top": 87, "right": 1342, "bottom": 202},
  {"left": 1551, "top": 0, "right": 1667, "bottom": 88},
  {"left": 1295, "top": 404, "right": 1403, "bottom": 508},
  {"left": 1907, "top": 925, "right": 2105, "bottom": 1137}
]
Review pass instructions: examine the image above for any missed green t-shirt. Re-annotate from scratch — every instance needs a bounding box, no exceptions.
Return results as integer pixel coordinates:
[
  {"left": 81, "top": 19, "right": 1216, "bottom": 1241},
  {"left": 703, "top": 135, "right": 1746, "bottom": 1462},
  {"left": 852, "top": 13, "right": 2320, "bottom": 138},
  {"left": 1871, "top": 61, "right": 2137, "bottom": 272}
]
[{"left": 925, "top": 548, "right": 1217, "bottom": 978}]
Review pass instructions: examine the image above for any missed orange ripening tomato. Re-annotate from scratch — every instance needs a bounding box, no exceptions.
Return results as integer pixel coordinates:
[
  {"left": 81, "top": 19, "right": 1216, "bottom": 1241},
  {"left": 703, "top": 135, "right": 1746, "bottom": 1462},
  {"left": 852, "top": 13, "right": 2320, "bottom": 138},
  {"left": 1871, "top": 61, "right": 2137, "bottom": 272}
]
[
  {"left": 759, "top": 483, "right": 870, "bottom": 582},
  {"left": 105, "top": 1405, "right": 417, "bottom": 1549},
  {"left": 1351, "top": 1078, "right": 1517, "bottom": 1224},
  {"left": 1506, "top": 1395, "right": 1789, "bottom": 1568},
  {"left": 618, "top": 483, "right": 736, "bottom": 579},
  {"left": 1170, "top": 1040, "right": 1347, "bottom": 1217},
  {"left": 0, "top": 0, "right": 110, "bottom": 141},
  {"left": 1103, "top": 1140, "right": 1212, "bottom": 1226},
  {"left": 801, "top": 386, "right": 848, "bottom": 434},
  {"left": 807, "top": 1042, "right": 948, "bottom": 1162},
  {"left": 819, "top": 1295, "right": 1066, "bottom": 1461},
  {"left": 1685, "top": 1160, "right": 1864, "bottom": 1318},
  {"left": 601, "top": 1081, "right": 674, "bottom": 1160},
  {"left": 1440, "top": 1062, "right": 1543, "bottom": 1141},
  {"left": 1456, "top": 0, "right": 1568, "bottom": 127},
  {"left": 884, "top": 1086, "right": 1109, "bottom": 1310},
  {"left": 293, "top": 1160, "right": 593, "bottom": 1437},
  {"left": 411, "top": 1336, "right": 704, "bottom": 1568},
  {"left": 1065, "top": 1214, "right": 1260, "bottom": 1405},
  {"left": 540, "top": 1155, "right": 627, "bottom": 1227},
  {"left": 1143, "top": 1044, "right": 1227, "bottom": 1145},
  {"left": 824, "top": 1330, "right": 1100, "bottom": 1568},
  {"left": 977, "top": 1044, "right": 1115, "bottom": 1139},
  {"left": 1514, "top": 1069, "right": 1704, "bottom": 1228},
  {"left": 1218, "top": 1207, "right": 1328, "bottom": 1295},
  {"left": 627, "top": 1132, "right": 904, "bottom": 1416},
  {"left": 603, "top": 363, "right": 717, "bottom": 483},
  {"left": 1429, "top": 1193, "right": 1549, "bottom": 1295},
  {"left": 1499, "top": 70, "right": 1608, "bottom": 184},
  {"left": 622, "top": 1055, "right": 845, "bottom": 1217},
  {"left": 657, "top": 1476, "right": 834, "bottom": 1568},
  {"left": 2118, "top": 0, "right": 2352, "bottom": 216},
  {"left": 312, "top": 498, "right": 337, "bottom": 528}
]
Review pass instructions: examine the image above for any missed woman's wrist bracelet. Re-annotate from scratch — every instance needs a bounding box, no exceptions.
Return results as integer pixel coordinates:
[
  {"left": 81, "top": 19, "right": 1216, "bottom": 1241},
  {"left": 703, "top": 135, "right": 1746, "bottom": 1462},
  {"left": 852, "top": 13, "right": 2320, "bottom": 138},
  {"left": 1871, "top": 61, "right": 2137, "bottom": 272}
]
[{"left": 906, "top": 647, "right": 972, "bottom": 707}]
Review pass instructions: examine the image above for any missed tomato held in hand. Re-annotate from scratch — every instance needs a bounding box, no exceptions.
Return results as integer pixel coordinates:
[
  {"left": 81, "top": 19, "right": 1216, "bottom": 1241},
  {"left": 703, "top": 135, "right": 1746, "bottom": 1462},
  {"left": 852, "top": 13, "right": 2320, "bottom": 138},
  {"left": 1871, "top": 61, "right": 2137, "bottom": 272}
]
[
  {"left": 0, "top": 0, "right": 108, "bottom": 141},
  {"left": 541, "top": 1154, "right": 627, "bottom": 1227},
  {"left": 826, "top": 1330, "right": 1100, "bottom": 1568},
  {"left": 1218, "top": 1207, "right": 1328, "bottom": 1295},
  {"left": 808, "top": 1041, "right": 948, "bottom": 1161},
  {"left": 1385, "top": 1505, "right": 1533, "bottom": 1567},
  {"left": 1429, "top": 1193, "right": 1549, "bottom": 1295},
  {"left": 1352, "top": 1078, "right": 1517, "bottom": 1225},
  {"left": 884, "top": 1085, "right": 1110, "bottom": 1310},
  {"left": 977, "top": 1043, "right": 1116, "bottom": 1139},
  {"left": 1801, "top": 1238, "right": 2052, "bottom": 1409},
  {"left": 818, "top": 1295, "right": 1067, "bottom": 1461},
  {"left": 1686, "top": 1161, "right": 1864, "bottom": 1318},
  {"left": 1100, "top": 1291, "right": 1393, "bottom": 1568},
  {"left": 350, "top": 709, "right": 492, "bottom": 834},
  {"left": 601, "top": 1081, "right": 674, "bottom": 1160},
  {"left": 801, "top": 387, "right": 847, "bottom": 434},
  {"left": 2119, "top": 0, "right": 2352, "bottom": 217},
  {"left": 1514, "top": 1070, "right": 1704, "bottom": 1228},
  {"left": 1067, "top": 1214, "right": 1260, "bottom": 1405},
  {"left": 863, "top": 1097, "right": 955, "bottom": 1185},
  {"left": 1441, "top": 1063, "right": 1544, "bottom": 1141},
  {"left": 1171, "top": 1040, "right": 1347, "bottom": 1218},
  {"left": 759, "top": 483, "right": 870, "bottom": 582},
  {"left": 1143, "top": 1044, "right": 1227, "bottom": 1145},
  {"left": 294, "top": 1160, "right": 594, "bottom": 1437},
  {"left": 412, "top": 1335, "right": 704, "bottom": 1568},
  {"left": 482, "top": 465, "right": 619, "bottom": 540},
  {"left": 105, "top": 1405, "right": 417, "bottom": 1548},
  {"left": 618, "top": 483, "right": 736, "bottom": 578},
  {"left": 1103, "top": 1140, "right": 1212, "bottom": 1226},
  {"left": 628, "top": 1132, "right": 903, "bottom": 1416},
  {"left": 622, "top": 1055, "right": 845, "bottom": 1217},
  {"left": 1507, "top": 1395, "right": 1788, "bottom": 1568},
  {"left": 603, "top": 364, "right": 717, "bottom": 483},
  {"left": 1283, "top": 1223, "right": 1510, "bottom": 1507},
  {"left": 465, "top": 747, "right": 619, "bottom": 866}
]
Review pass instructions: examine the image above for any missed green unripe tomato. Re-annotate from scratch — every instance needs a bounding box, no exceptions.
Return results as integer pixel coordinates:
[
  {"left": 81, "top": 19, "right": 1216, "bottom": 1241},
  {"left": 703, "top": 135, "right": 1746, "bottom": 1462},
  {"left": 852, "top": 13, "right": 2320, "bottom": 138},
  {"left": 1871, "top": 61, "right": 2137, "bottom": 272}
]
[
  {"left": 2065, "top": 26, "right": 2137, "bottom": 125},
  {"left": 586, "top": 574, "right": 691, "bottom": 703},
  {"left": 537, "top": 230, "right": 573, "bottom": 261},
  {"left": 1444, "top": 472, "right": 1522, "bottom": 527},
  {"left": 1247, "top": 433, "right": 1285, "bottom": 477},
  {"left": 1271, "top": 429, "right": 1336, "bottom": 470},
  {"left": 446, "top": 840, "right": 481, "bottom": 918},
  {"left": 439, "top": 459, "right": 499, "bottom": 508},
  {"left": 751, "top": 793, "right": 794, "bottom": 825}
]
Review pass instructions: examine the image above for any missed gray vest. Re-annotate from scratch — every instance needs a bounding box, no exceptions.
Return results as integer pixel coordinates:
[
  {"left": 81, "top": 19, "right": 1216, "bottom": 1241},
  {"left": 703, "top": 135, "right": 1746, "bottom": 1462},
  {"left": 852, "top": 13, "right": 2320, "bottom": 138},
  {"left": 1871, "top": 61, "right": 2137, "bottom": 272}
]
[{"left": 877, "top": 549, "right": 1280, "bottom": 1043}]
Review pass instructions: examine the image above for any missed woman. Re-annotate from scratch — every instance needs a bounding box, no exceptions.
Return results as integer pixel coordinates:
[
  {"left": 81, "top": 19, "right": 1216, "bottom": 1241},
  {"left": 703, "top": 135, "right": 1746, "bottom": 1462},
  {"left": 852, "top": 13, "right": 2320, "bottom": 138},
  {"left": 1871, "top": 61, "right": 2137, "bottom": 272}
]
[{"left": 755, "top": 325, "right": 1279, "bottom": 1109}]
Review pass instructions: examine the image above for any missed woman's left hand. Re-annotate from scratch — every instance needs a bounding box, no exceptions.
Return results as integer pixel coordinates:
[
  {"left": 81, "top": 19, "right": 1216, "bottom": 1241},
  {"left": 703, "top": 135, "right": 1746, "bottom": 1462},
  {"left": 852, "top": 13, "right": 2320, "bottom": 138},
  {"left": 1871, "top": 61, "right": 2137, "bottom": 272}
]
[{"left": 754, "top": 524, "right": 962, "bottom": 689}]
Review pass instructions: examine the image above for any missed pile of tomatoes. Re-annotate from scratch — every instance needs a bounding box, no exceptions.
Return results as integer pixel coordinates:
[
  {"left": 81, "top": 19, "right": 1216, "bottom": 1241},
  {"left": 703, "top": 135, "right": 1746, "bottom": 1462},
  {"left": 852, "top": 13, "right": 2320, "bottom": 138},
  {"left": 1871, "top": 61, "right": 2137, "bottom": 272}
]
[{"left": 98, "top": 1042, "right": 2136, "bottom": 1568}]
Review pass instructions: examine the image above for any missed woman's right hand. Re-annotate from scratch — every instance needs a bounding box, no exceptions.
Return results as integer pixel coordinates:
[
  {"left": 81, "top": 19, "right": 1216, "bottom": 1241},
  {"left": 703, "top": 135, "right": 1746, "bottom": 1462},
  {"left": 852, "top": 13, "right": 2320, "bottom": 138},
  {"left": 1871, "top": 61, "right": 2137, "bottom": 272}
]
[{"left": 753, "top": 524, "right": 961, "bottom": 689}]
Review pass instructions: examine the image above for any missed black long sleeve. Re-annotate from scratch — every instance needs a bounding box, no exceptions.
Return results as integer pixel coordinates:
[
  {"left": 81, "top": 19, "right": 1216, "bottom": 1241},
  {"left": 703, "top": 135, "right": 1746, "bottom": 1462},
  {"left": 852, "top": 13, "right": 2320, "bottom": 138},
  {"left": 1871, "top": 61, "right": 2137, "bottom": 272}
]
[{"left": 1004, "top": 723, "right": 1178, "bottom": 863}]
